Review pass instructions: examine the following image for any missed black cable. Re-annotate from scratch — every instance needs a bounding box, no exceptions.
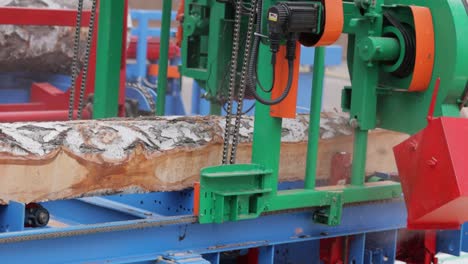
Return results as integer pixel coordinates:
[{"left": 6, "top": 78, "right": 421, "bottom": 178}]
[
  {"left": 246, "top": 0, "right": 296, "bottom": 106},
  {"left": 249, "top": 60, "right": 294, "bottom": 105},
  {"left": 383, "top": 11, "right": 415, "bottom": 78},
  {"left": 247, "top": 0, "right": 275, "bottom": 93}
]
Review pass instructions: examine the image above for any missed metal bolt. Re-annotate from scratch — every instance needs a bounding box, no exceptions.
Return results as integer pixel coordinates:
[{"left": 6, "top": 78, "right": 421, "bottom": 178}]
[
  {"left": 427, "top": 157, "right": 438, "bottom": 167},
  {"left": 409, "top": 140, "right": 418, "bottom": 151},
  {"left": 349, "top": 118, "right": 359, "bottom": 129}
]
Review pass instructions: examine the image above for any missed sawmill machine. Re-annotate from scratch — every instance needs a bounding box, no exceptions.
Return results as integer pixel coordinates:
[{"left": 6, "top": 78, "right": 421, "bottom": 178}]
[
  {"left": 0, "top": 0, "right": 467, "bottom": 263},
  {"left": 180, "top": 0, "right": 468, "bottom": 230}
]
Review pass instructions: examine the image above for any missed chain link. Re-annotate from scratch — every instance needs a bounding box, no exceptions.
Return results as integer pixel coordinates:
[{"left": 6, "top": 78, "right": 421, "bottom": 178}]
[
  {"left": 229, "top": 0, "right": 258, "bottom": 164},
  {"left": 126, "top": 80, "right": 156, "bottom": 114},
  {"left": 221, "top": 0, "right": 243, "bottom": 164},
  {"left": 222, "top": 0, "right": 258, "bottom": 164},
  {"left": 68, "top": 0, "right": 84, "bottom": 120},
  {"left": 77, "top": 0, "right": 97, "bottom": 120}
]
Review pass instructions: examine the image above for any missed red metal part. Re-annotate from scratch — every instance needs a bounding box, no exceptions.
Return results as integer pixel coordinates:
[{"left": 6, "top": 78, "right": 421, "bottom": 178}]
[
  {"left": 394, "top": 77, "right": 468, "bottom": 229},
  {"left": 396, "top": 230, "right": 426, "bottom": 263},
  {"left": 269, "top": 43, "right": 301, "bottom": 118},
  {"left": 394, "top": 116, "right": 468, "bottom": 229},
  {"left": 424, "top": 231, "right": 439, "bottom": 264},
  {"left": 176, "top": 0, "right": 185, "bottom": 47},
  {"left": 0, "top": 1, "right": 128, "bottom": 122},
  {"left": 0, "top": 7, "right": 92, "bottom": 26},
  {"left": 329, "top": 152, "right": 352, "bottom": 185},
  {"left": 0, "top": 110, "right": 89, "bottom": 122},
  {"left": 127, "top": 36, "right": 181, "bottom": 61},
  {"left": 236, "top": 248, "right": 259, "bottom": 264},
  {"left": 320, "top": 237, "right": 344, "bottom": 264},
  {"left": 427, "top": 78, "right": 441, "bottom": 122}
]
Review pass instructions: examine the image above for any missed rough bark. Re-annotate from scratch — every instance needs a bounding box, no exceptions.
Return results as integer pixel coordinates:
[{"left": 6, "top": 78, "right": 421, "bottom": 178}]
[
  {"left": 0, "top": 113, "right": 408, "bottom": 204},
  {"left": 0, "top": 0, "right": 92, "bottom": 74}
]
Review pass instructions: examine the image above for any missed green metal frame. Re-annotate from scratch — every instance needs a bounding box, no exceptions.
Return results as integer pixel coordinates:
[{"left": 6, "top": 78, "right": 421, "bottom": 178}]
[
  {"left": 197, "top": 0, "right": 468, "bottom": 225},
  {"left": 91, "top": 0, "right": 468, "bottom": 226},
  {"left": 180, "top": 0, "right": 238, "bottom": 114},
  {"left": 198, "top": 0, "right": 468, "bottom": 225},
  {"left": 156, "top": 0, "right": 173, "bottom": 116},
  {"left": 93, "top": 0, "right": 126, "bottom": 119},
  {"left": 198, "top": 0, "right": 405, "bottom": 225}
]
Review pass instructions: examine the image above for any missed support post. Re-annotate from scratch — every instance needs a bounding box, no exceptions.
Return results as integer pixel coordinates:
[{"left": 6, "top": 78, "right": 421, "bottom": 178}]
[
  {"left": 251, "top": 42, "right": 282, "bottom": 197},
  {"left": 94, "top": 0, "right": 125, "bottom": 119},
  {"left": 351, "top": 129, "right": 368, "bottom": 186},
  {"left": 305, "top": 47, "right": 325, "bottom": 189},
  {"left": 157, "top": 0, "right": 173, "bottom": 116}
]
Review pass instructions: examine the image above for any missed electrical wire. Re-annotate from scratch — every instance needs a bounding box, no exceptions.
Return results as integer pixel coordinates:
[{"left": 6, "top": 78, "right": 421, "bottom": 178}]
[{"left": 246, "top": 0, "right": 295, "bottom": 106}]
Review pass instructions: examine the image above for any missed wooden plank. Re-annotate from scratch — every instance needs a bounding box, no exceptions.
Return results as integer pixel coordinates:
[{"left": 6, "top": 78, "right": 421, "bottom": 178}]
[{"left": 0, "top": 113, "right": 408, "bottom": 204}]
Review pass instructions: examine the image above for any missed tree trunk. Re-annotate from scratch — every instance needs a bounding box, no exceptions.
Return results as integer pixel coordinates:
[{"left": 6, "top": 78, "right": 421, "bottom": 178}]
[
  {"left": 0, "top": 113, "right": 408, "bottom": 204},
  {"left": 0, "top": 0, "right": 92, "bottom": 74}
]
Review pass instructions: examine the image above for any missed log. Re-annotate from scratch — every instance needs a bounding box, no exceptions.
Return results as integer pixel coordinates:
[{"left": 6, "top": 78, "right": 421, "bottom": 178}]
[
  {"left": 0, "top": 0, "right": 93, "bottom": 74},
  {"left": 0, "top": 113, "right": 408, "bottom": 204}
]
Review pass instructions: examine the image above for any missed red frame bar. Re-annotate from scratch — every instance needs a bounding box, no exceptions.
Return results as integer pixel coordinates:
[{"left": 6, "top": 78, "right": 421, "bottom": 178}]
[
  {"left": 0, "top": 110, "right": 90, "bottom": 122},
  {"left": 0, "top": 7, "right": 91, "bottom": 26}
]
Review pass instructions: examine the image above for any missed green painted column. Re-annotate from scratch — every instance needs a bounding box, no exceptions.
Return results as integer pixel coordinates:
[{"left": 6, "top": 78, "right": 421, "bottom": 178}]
[
  {"left": 304, "top": 47, "right": 326, "bottom": 189},
  {"left": 251, "top": 42, "right": 282, "bottom": 196},
  {"left": 93, "top": 0, "right": 125, "bottom": 119},
  {"left": 156, "top": 0, "right": 173, "bottom": 116},
  {"left": 351, "top": 129, "right": 368, "bottom": 186},
  {"left": 210, "top": 103, "right": 222, "bottom": 115}
]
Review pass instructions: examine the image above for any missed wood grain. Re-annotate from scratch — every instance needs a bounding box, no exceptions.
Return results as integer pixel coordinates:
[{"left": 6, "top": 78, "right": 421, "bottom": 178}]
[{"left": 0, "top": 113, "right": 408, "bottom": 204}]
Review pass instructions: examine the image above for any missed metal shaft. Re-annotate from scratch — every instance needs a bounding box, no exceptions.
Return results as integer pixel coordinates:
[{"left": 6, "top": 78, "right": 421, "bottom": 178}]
[
  {"left": 304, "top": 47, "right": 325, "bottom": 189},
  {"left": 156, "top": 0, "right": 173, "bottom": 116}
]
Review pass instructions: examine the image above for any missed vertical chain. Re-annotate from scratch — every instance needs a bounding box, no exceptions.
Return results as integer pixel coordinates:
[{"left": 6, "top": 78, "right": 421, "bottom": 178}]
[
  {"left": 221, "top": 0, "right": 243, "bottom": 164},
  {"left": 229, "top": 0, "right": 258, "bottom": 164},
  {"left": 69, "top": 0, "right": 84, "bottom": 120},
  {"left": 77, "top": 0, "right": 98, "bottom": 120}
]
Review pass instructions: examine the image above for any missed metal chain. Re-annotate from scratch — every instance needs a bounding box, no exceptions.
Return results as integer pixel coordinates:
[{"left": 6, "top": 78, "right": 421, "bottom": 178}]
[
  {"left": 229, "top": 0, "right": 258, "bottom": 164},
  {"left": 68, "top": 0, "right": 84, "bottom": 120},
  {"left": 77, "top": 0, "right": 97, "bottom": 120},
  {"left": 221, "top": 0, "right": 243, "bottom": 164},
  {"left": 126, "top": 81, "right": 156, "bottom": 113}
]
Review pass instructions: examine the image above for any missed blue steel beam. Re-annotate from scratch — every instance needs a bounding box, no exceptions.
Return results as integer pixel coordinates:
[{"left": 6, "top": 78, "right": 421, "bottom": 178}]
[{"left": 0, "top": 201, "right": 406, "bottom": 263}]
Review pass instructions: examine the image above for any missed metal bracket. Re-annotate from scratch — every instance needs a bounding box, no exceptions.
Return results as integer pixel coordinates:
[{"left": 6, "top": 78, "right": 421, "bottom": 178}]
[
  {"left": 313, "top": 192, "right": 343, "bottom": 226},
  {"left": 199, "top": 164, "right": 272, "bottom": 224}
]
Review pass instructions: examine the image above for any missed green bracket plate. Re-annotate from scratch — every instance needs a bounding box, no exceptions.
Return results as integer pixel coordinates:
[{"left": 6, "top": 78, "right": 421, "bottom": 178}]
[
  {"left": 313, "top": 192, "right": 344, "bottom": 226},
  {"left": 199, "top": 164, "right": 272, "bottom": 224}
]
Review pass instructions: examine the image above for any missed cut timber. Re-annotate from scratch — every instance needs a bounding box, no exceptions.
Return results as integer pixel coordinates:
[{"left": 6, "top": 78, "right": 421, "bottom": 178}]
[
  {"left": 0, "top": 113, "right": 408, "bottom": 204},
  {"left": 0, "top": 0, "right": 93, "bottom": 74}
]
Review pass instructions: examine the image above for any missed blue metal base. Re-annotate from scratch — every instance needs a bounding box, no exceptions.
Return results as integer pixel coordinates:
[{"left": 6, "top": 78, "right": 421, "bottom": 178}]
[{"left": 0, "top": 186, "right": 407, "bottom": 264}]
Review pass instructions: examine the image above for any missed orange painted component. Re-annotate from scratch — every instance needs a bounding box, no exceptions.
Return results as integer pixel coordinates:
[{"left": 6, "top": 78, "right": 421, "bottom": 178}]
[
  {"left": 176, "top": 0, "right": 185, "bottom": 47},
  {"left": 315, "top": 0, "right": 343, "bottom": 46},
  {"left": 193, "top": 182, "right": 200, "bottom": 216},
  {"left": 148, "top": 64, "right": 181, "bottom": 79},
  {"left": 270, "top": 43, "right": 301, "bottom": 119},
  {"left": 408, "top": 6, "right": 435, "bottom": 92}
]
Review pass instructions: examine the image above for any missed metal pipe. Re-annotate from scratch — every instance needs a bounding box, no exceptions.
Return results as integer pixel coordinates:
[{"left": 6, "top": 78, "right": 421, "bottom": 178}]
[
  {"left": 304, "top": 47, "right": 326, "bottom": 189},
  {"left": 94, "top": 0, "right": 125, "bottom": 119},
  {"left": 351, "top": 129, "right": 368, "bottom": 186},
  {"left": 156, "top": 0, "right": 172, "bottom": 116}
]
